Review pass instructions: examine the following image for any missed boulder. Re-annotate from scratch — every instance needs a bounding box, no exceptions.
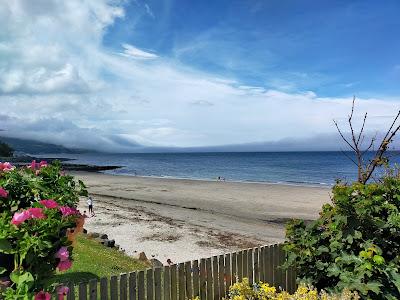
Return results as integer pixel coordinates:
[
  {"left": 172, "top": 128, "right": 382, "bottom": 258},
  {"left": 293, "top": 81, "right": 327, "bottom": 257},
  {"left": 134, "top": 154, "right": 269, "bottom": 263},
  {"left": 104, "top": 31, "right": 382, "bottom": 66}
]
[
  {"left": 83, "top": 228, "right": 88, "bottom": 234},
  {"left": 138, "top": 252, "right": 148, "bottom": 262},
  {"left": 88, "top": 232, "right": 100, "bottom": 238},
  {"left": 100, "top": 233, "right": 108, "bottom": 239},
  {"left": 150, "top": 258, "right": 163, "bottom": 268},
  {"left": 107, "top": 239, "right": 115, "bottom": 247}
]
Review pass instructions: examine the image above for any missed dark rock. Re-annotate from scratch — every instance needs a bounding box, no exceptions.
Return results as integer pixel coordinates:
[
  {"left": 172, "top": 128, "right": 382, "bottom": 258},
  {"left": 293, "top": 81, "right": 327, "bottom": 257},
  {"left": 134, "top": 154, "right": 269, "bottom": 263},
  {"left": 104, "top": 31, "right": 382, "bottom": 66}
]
[
  {"left": 150, "top": 258, "right": 163, "bottom": 268},
  {"left": 107, "top": 239, "right": 115, "bottom": 247},
  {"left": 83, "top": 228, "right": 88, "bottom": 234},
  {"left": 139, "top": 252, "right": 148, "bottom": 262},
  {"left": 100, "top": 233, "right": 108, "bottom": 239},
  {"left": 88, "top": 232, "right": 100, "bottom": 238}
]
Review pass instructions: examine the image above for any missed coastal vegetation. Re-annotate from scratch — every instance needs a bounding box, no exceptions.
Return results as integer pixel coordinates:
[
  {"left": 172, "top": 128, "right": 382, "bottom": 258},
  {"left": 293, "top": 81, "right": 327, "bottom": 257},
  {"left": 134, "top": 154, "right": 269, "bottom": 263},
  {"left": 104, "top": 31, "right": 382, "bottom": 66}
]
[
  {"left": 285, "top": 101, "right": 400, "bottom": 299},
  {"left": 227, "top": 278, "right": 360, "bottom": 300},
  {"left": 0, "top": 141, "right": 14, "bottom": 157},
  {"left": 0, "top": 161, "right": 87, "bottom": 299}
]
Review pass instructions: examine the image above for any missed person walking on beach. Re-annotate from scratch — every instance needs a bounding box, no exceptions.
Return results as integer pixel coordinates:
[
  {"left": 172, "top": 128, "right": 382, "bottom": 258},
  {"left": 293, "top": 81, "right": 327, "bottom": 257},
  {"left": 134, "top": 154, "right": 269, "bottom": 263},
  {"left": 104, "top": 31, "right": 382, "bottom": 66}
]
[{"left": 87, "top": 196, "right": 94, "bottom": 216}]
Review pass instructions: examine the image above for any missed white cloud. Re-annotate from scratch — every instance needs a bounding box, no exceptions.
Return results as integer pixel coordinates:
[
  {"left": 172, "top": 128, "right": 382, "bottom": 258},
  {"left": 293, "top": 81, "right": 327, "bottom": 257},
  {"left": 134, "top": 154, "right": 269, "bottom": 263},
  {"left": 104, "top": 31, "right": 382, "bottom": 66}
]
[
  {"left": 0, "top": 0, "right": 399, "bottom": 152},
  {"left": 121, "top": 44, "right": 158, "bottom": 59}
]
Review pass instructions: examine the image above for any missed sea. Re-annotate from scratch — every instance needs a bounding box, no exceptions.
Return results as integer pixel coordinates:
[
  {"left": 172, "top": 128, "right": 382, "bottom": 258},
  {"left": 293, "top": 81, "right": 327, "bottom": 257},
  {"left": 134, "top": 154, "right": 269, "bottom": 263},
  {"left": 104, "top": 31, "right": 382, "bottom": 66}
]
[{"left": 39, "top": 151, "right": 400, "bottom": 187}]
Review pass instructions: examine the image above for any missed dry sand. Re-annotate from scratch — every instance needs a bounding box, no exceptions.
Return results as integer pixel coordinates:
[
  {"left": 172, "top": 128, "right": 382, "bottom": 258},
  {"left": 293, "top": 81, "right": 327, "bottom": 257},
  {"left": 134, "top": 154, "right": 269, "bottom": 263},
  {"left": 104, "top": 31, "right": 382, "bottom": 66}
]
[{"left": 74, "top": 172, "right": 331, "bottom": 264}]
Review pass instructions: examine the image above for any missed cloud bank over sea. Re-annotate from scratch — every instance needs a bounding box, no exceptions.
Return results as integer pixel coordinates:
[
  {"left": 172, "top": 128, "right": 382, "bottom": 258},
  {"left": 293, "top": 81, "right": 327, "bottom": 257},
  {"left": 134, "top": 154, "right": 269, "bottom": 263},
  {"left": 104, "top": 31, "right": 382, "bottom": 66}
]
[{"left": 0, "top": 0, "right": 399, "bottom": 152}]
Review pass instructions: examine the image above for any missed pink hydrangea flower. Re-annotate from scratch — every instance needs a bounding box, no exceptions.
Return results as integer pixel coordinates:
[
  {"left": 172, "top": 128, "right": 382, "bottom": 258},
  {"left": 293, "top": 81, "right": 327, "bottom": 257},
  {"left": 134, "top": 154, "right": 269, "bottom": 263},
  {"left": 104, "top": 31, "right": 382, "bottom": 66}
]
[
  {"left": 11, "top": 210, "right": 31, "bottom": 226},
  {"left": 57, "top": 285, "right": 69, "bottom": 296},
  {"left": 59, "top": 206, "right": 80, "bottom": 216},
  {"left": 0, "top": 162, "right": 14, "bottom": 172},
  {"left": 0, "top": 187, "right": 8, "bottom": 198},
  {"left": 39, "top": 161, "right": 48, "bottom": 168},
  {"left": 29, "top": 160, "right": 48, "bottom": 170},
  {"left": 57, "top": 259, "right": 72, "bottom": 271},
  {"left": 55, "top": 247, "right": 69, "bottom": 262},
  {"left": 28, "top": 207, "right": 46, "bottom": 219},
  {"left": 34, "top": 291, "right": 51, "bottom": 300},
  {"left": 40, "top": 199, "right": 58, "bottom": 209}
]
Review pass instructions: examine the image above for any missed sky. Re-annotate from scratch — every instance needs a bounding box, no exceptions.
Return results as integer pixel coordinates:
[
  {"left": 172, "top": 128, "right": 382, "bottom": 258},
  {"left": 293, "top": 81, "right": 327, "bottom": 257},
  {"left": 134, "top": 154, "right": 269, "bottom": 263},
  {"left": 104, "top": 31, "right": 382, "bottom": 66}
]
[{"left": 0, "top": 0, "right": 399, "bottom": 152}]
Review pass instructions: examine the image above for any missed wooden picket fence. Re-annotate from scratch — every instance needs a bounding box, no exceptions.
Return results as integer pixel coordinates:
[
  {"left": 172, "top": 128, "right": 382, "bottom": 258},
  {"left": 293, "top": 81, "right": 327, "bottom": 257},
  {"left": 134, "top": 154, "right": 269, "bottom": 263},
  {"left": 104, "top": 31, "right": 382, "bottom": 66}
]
[{"left": 66, "top": 243, "right": 296, "bottom": 300}]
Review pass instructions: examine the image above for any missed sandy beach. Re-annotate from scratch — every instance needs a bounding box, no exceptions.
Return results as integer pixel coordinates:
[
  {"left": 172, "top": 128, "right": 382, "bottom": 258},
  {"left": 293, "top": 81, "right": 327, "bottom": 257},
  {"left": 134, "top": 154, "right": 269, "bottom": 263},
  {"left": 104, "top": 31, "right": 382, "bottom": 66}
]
[{"left": 75, "top": 172, "right": 331, "bottom": 264}]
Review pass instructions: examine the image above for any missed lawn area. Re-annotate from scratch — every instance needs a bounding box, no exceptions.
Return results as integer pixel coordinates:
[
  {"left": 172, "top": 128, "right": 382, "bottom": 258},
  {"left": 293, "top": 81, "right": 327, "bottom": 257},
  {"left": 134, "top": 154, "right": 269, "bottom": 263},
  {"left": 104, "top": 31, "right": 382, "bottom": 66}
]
[{"left": 49, "top": 234, "right": 149, "bottom": 285}]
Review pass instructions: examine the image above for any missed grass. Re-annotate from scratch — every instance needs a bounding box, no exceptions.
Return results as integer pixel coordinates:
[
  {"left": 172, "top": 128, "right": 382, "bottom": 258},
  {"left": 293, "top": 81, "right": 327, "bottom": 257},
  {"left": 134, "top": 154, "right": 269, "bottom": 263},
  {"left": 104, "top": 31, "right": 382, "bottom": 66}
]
[{"left": 49, "top": 234, "right": 149, "bottom": 285}]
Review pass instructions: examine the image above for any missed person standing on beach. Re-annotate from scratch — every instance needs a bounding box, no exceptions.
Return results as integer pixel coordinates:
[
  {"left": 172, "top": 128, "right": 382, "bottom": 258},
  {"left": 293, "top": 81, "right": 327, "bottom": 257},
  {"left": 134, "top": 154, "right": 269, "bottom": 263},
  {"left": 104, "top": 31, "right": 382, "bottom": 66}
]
[{"left": 87, "top": 196, "right": 94, "bottom": 216}]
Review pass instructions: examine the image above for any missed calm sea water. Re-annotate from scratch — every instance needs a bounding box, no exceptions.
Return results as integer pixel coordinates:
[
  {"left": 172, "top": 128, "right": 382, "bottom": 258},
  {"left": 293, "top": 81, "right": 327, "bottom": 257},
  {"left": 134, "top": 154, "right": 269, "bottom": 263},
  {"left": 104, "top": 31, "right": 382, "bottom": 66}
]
[{"left": 40, "top": 152, "right": 400, "bottom": 186}]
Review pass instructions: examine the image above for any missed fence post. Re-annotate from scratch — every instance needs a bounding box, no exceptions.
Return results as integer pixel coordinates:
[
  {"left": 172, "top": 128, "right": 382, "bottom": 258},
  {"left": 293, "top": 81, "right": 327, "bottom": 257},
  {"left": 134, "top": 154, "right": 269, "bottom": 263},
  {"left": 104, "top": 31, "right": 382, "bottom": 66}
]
[
  {"left": 154, "top": 268, "right": 162, "bottom": 300},
  {"left": 88, "top": 279, "right": 97, "bottom": 300},
  {"left": 224, "top": 253, "right": 231, "bottom": 296},
  {"left": 254, "top": 247, "right": 259, "bottom": 283},
  {"left": 170, "top": 265, "right": 177, "bottom": 300},
  {"left": 129, "top": 272, "right": 137, "bottom": 300},
  {"left": 138, "top": 270, "right": 145, "bottom": 300},
  {"left": 100, "top": 277, "right": 108, "bottom": 300},
  {"left": 120, "top": 273, "right": 128, "bottom": 300},
  {"left": 147, "top": 269, "right": 154, "bottom": 300},
  {"left": 185, "top": 261, "right": 193, "bottom": 299},
  {"left": 79, "top": 282, "right": 87, "bottom": 300},
  {"left": 178, "top": 263, "right": 185, "bottom": 300},
  {"left": 192, "top": 260, "right": 200, "bottom": 298}
]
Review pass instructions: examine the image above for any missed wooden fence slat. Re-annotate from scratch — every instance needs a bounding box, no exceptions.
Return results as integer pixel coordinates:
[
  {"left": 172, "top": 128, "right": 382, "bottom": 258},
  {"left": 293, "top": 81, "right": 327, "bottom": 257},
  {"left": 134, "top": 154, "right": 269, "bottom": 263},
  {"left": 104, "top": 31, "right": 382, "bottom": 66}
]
[
  {"left": 79, "top": 282, "right": 88, "bottom": 300},
  {"left": 138, "top": 271, "right": 145, "bottom": 300},
  {"left": 254, "top": 248, "right": 259, "bottom": 283},
  {"left": 278, "top": 244, "right": 286, "bottom": 290},
  {"left": 178, "top": 263, "right": 185, "bottom": 300},
  {"left": 129, "top": 272, "right": 137, "bottom": 300},
  {"left": 286, "top": 265, "right": 296, "bottom": 294},
  {"left": 237, "top": 251, "right": 243, "bottom": 281},
  {"left": 224, "top": 253, "right": 231, "bottom": 296},
  {"left": 247, "top": 249, "right": 253, "bottom": 284},
  {"left": 147, "top": 269, "right": 154, "bottom": 300},
  {"left": 259, "top": 247, "right": 265, "bottom": 282},
  {"left": 120, "top": 273, "right": 128, "bottom": 300},
  {"left": 231, "top": 252, "right": 237, "bottom": 284},
  {"left": 170, "top": 265, "right": 177, "bottom": 300},
  {"left": 218, "top": 255, "right": 225, "bottom": 298},
  {"left": 200, "top": 259, "right": 207, "bottom": 300},
  {"left": 272, "top": 244, "right": 279, "bottom": 287},
  {"left": 67, "top": 282, "right": 75, "bottom": 300},
  {"left": 242, "top": 250, "right": 248, "bottom": 279},
  {"left": 206, "top": 257, "right": 213, "bottom": 300},
  {"left": 110, "top": 276, "right": 118, "bottom": 300},
  {"left": 154, "top": 268, "right": 162, "bottom": 300},
  {"left": 185, "top": 261, "right": 193, "bottom": 299},
  {"left": 100, "top": 277, "right": 108, "bottom": 300},
  {"left": 192, "top": 260, "right": 200, "bottom": 298},
  {"left": 265, "top": 245, "right": 273, "bottom": 284},
  {"left": 212, "top": 256, "right": 219, "bottom": 300},
  {"left": 89, "top": 279, "right": 97, "bottom": 300},
  {"left": 163, "top": 266, "right": 171, "bottom": 300}
]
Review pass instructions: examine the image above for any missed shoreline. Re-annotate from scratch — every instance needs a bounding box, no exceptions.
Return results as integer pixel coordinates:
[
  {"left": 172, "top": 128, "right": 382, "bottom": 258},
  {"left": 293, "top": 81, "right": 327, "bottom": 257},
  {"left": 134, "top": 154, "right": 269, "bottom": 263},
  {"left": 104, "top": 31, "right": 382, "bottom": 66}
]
[
  {"left": 74, "top": 171, "right": 331, "bottom": 263},
  {"left": 104, "top": 172, "right": 333, "bottom": 189}
]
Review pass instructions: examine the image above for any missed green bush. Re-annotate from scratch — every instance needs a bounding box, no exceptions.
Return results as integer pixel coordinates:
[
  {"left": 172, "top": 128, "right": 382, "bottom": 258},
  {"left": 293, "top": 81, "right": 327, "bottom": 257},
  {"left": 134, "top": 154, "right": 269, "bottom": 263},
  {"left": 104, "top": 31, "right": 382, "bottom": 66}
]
[
  {"left": 0, "top": 161, "right": 88, "bottom": 299},
  {"left": 284, "top": 175, "right": 400, "bottom": 299}
]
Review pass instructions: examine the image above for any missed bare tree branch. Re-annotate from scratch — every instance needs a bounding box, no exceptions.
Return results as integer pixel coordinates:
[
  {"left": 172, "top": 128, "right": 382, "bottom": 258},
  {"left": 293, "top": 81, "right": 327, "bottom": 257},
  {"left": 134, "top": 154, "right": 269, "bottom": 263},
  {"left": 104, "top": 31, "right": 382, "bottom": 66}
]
[{"left": 334, "top": 97, "right": 400, "bottom": 184}]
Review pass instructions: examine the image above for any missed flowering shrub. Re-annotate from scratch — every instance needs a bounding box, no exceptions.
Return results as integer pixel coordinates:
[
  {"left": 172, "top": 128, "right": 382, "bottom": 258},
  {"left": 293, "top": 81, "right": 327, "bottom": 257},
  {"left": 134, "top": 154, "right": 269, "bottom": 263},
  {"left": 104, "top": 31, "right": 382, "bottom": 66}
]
[
  {"left": 284, "top": 174, "right": 400, "bottom": 299},
  {"left": 226, "top": 278, "right": 359, "bottom": 300},
  {"left": 0, "top": 161, "right": 87, "bottom": 299}
]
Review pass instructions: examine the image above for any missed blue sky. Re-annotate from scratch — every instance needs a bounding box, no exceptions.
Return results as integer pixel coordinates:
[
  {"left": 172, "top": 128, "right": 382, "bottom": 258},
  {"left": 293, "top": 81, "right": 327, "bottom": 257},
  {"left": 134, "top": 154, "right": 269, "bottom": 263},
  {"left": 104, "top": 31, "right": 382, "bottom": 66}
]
[
  {"left": 104, "top": 0, "right": 400, "bottom": 97},
  {"left": 0, "top": 0, "right": 399, "bottom": 151}
]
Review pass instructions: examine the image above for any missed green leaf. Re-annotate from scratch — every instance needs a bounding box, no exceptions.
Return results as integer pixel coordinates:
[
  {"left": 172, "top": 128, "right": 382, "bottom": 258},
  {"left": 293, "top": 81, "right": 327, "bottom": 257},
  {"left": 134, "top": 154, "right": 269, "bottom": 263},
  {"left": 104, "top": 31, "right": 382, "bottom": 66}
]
[{"left": 0, "top": 239, "right": 12, "bottom": 253}]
